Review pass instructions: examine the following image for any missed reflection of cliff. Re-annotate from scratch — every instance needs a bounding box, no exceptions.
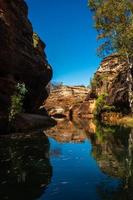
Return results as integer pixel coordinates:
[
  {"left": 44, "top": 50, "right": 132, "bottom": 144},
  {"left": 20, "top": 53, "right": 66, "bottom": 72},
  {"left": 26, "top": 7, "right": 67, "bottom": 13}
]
[
  {"left": 91, "top": 122, "right": 131, "bottom": 177},
  {"left": 90, "top": 122, "right": 133, "bottom": 199},
  {"left": 72, "top": 118, "right": 96, "bottom": 135},
  {"left": 46, "top": 120, "right": 86, "bottom": 143},
  {"left": 0, "top": 132, "right": 52, "bottom": 200},
  {"left": 45, "top": 117, "right": 97, "bottom": 143}
]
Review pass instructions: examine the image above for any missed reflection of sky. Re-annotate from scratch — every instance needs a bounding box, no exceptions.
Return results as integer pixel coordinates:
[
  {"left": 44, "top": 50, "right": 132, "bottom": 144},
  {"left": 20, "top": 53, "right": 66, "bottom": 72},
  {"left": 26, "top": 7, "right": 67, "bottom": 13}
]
[
  {"left": 26, "top": 0, "right": 101, "bottom": 86},
  {"left": 38, "top": 138, "right": 120, "bottom": 200}
]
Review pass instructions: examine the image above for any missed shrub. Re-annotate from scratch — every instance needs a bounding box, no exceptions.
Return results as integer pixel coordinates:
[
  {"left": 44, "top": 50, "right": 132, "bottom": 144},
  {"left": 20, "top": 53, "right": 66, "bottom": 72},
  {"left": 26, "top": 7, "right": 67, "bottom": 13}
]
[
  {"left": 9, "top": 83, "right": 28, "bottom": 122},
  {"left": 94, "top": 93, "right": 107, "bottom": 116},
  {"left": 94, "top": 93, "right": 115, "bottom": 117},
  {"left": 90, "top": 75, "right": 103, "bottom": 89}
]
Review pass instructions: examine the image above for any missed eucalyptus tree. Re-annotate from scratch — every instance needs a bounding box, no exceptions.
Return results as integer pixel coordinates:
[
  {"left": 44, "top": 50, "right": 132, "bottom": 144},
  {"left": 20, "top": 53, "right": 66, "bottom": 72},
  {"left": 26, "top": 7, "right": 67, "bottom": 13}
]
[{"left": 89, "top": 0, "right": 133, "bottom": 113}]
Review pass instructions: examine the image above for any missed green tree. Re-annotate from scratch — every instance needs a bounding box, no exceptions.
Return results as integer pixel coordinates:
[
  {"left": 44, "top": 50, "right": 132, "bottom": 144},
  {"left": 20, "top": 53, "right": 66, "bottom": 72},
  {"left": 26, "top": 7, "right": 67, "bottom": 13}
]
[
  {"left": 88, "top": 0, "right": 133, "bottom": 113},
  {"left": 9, "top": 83, "right": 28, "bottom": 122}
]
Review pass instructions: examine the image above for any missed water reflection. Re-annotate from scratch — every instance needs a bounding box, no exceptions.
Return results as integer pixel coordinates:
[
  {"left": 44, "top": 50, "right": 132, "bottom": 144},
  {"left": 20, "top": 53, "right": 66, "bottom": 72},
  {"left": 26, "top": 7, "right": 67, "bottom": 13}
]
[
  {"left": 0, "top": 132, "right": 52, "bottom": 200},
  {"left": 45, "top": 118, "right": 133, "bottom": 200},
  {"left": 90, "top": 121, "right": 133, "bottom": 200},
  {"left": 46, "top": 119, "right": 86, "bottom": 143},
  {"left": 0, "top": 119, "right": 133, "bottom": 200}
]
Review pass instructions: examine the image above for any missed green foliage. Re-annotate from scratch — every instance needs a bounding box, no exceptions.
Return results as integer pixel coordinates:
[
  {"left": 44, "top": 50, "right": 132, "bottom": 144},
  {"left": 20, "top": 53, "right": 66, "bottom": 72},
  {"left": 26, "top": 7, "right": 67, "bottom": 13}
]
[
  {"left": 33, "top": 32, "right": 40, "bottom": 48},
  {"left": 88, "top": 0, "right": 133, "bottom": 58},
  {"left": 93, "top": 120, "right": 116, "bottom": 144},
  {"left": 94, "top": 93, "right": 108, "bottom": 116},
  {"left": 90, "top": 74, "right": 103, "bottom": 89},
  {"left": 102, "top": 104, "right": 115, "bottom": 111},
  {"left": 94, "top": 93, "right": 115, "bottom": 116},
  {"left": 9, "top": 83, "right": 28, "bottom": 122}
]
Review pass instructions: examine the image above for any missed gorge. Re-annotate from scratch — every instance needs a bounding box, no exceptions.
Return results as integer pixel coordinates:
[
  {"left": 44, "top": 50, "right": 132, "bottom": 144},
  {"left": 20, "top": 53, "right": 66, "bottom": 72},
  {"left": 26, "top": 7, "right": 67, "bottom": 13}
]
[
  {"left": 44, "top": 55, "right": 133, "bottom": 126},
  {"left": 0, "top": 0, "right": 133, "bottom": 200}
]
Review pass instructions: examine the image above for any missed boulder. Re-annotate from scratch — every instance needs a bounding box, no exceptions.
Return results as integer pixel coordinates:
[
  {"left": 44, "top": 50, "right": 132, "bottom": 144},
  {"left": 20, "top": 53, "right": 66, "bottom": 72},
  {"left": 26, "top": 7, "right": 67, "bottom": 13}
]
[{"left": 11, "top": 113, "right": 57, "bottom": 132}]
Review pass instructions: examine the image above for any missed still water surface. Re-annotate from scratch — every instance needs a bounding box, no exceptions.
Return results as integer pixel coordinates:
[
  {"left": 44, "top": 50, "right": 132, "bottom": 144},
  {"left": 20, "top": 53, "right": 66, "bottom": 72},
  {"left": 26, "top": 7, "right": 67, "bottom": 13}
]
[
  {"left": 0, "top": 119, "right": 133, "bottom": 200},
  {"left": 39, "top": 138, "right": 119, "bottom": 200}
]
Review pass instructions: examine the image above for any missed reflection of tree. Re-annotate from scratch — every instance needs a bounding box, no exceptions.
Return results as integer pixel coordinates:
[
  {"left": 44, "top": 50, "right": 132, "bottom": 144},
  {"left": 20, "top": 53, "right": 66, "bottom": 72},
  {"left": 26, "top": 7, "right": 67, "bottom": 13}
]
[
  {"left": 0, "top": 132, "right": 52, "bottom": 200},
  {"left": 91, "top": 121, "right": 133, "bottom": 200},
  {"left": 121, "top": 128, "right": 133, "bottom": 200}
]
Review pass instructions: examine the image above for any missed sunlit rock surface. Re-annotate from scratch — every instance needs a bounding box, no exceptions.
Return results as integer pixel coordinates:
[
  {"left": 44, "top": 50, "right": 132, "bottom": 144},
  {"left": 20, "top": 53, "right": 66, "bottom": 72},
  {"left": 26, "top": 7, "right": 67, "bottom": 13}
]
[
  {"left": 82, "top": 54, "right": 132, "bottom": 115},
  {"left": 45, "top": 85, "right": 89, "bottom": 118},
  {"left": 73, "top": 99, "right": 96, "bottom": 118}
]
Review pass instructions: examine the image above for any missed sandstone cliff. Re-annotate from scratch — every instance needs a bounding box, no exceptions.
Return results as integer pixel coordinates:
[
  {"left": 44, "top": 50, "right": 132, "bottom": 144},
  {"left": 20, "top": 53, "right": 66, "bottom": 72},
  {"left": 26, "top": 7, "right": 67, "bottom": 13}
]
[
  {"left": 0, "top": 0, "right": 52, "bottom": 117},
  {"left": 82, "top": 54, "right": 132, "bottom": 116},
  {"left": 44, "top": 85, "right": 89, "bottom": 118},
  {"left": 91, "top": 55, "right": 129, "bottom": 109}
]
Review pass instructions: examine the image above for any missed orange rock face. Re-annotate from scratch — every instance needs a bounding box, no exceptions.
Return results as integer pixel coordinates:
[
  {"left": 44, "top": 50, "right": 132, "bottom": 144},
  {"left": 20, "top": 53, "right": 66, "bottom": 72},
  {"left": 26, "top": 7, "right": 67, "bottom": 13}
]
[
  {"left": 87, "top": 55, "right": 131, "bottom": 112},
  {"left": 45, "top": 85, "right": 89, "bottom": 118}
]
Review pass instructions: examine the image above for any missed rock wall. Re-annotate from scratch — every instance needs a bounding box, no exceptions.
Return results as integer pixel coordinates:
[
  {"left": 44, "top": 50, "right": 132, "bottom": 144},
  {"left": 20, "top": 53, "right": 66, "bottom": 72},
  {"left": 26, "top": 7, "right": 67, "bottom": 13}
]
[
  {"left": 0, "top": 0, "right": 52, "bottom": 116},
  {"left": 44, "top": 85, "right": 89, "bottom": 118},
  {"left": 74, "top": 99, "right": 96, "bottom": 118},
  {"left": 85, "top": 54, "right": 131, "bottom": 114}
]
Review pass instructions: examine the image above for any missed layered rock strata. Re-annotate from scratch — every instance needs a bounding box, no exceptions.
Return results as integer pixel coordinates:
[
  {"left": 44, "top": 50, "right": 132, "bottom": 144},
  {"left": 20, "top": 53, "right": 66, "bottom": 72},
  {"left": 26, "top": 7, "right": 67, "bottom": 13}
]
[
  {"left": 81, "top": 54, "right": 132, "bottom": 116},
  {"left": 44, "top": 85, "right": 89, "bottom": 118}
]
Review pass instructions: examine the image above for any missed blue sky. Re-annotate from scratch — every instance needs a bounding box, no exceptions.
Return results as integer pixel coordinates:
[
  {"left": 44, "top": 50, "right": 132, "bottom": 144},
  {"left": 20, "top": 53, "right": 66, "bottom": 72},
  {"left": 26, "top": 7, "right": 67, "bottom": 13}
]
[{"left": 26, "top": 0, "right": 101, "bottom": 86}]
